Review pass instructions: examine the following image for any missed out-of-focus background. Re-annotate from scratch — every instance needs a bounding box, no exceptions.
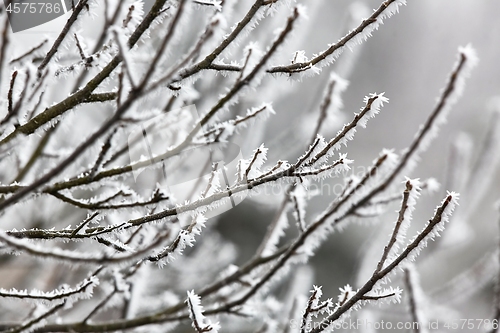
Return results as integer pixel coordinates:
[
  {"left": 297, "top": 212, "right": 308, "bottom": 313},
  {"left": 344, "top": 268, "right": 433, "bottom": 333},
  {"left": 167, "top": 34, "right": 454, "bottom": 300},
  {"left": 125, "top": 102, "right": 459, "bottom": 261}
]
[{"left": 3, "top": 0, "right": 500, "bottom": 329}]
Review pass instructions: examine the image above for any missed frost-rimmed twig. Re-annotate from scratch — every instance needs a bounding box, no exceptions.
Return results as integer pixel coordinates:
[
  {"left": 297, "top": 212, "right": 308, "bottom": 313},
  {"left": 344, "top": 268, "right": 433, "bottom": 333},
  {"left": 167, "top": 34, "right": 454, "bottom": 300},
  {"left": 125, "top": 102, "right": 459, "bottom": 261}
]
[
  {"left": 301, "top": 93, "right": 388, "bottom": 167},
  {"left": 375, "top": 179, "right": 420, "bottom": 273},
  {"left": 179, "top": 177, "right": 431, "bottom": 324},
  {"left": 181, "top": 186, "right": 453, "bottom": 330},
  {"left": 11, "top": 246, "right": 289, "bottom": 332},
  {"left": 48, "top": 187, "right": 169, "bottom": 210},
  {"left": 267, "top": 0, "right": 407, "bottom": 75},
  {"left": 148, "top": 214, "right": 206, "bottom": 266},
  {"left": 5, "top": 155, "right": 351, "bottom": 240},
  {"left": 36, "top": 0, "right": 90, "bottom": 78},
  {"left": 0, "top": 1, "right": 188, "bottom": 212},
  {"left": 304, "top": 192, "right": 458, "bottom": 333},
  {"left": 0, "top": 5, "right": 300, "bottom": 215},
  {"left": 300, "top": 286, "right": 333, "bottom": 333},
  {"left": 88, "top": 127, "right": 119, "bottom": 179},
  {"left": 111, "top": 28, "right": 138, "bottom": 89},
  {"left": 0, "top": 2, "right": 295, "bottom": 213},
  {"left": 0, "top": 274, "right": 99, "bottom": 305},
  {"left": 341, "top": 45, "right": 477, "bottom": 220},
  {"left": 201, "top": 104, "right": 275, "bottom": 143},
  {"left": 0, "top": 0, "right": 173, "bottom": 146},
  {"left": 187, "top": 290, "right": 221, "bottom": 333},
  {"left": 0, "top": 229, "right": 169, "bottom": 265},
  {"left": 255, "top": 187, "right": 292, "bottom": 257}
]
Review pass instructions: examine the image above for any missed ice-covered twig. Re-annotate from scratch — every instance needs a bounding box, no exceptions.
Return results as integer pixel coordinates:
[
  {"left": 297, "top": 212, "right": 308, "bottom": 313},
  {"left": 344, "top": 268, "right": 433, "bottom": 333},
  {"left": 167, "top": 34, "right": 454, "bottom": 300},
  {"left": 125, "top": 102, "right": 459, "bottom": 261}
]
[
  {"left": 88, "top": 127, "right": 120, "bottom": 179},
  {"left": 148, "top": 215, "right": 206, "bottom": 265},
  {"left": 36, "top": 0, "right": 90, "bottom": 78},
  {"left": 376, "top": 179, "right": 420, "bottom": 273},
  {"left": 300, "top": 286, "right": 333, "bottom": 333},
  {"left": 48, "top": 187, "right": 169, "bottom": 210},
  {"left": 267, "top": 0, "right": 407, "bottom": 75},
  {"left": 0, "top": 274, "right": 98, "bottom": 304},
  {"left": 187, "top": 290, "right": 221, "bottom": 333},
  {"left": 344, "top": 46, "right": 477, "bottom": 217},
  {"left": 0, "top": 0, "right": 173, "bottom": 146},
  {"left": 0, "top": 229, "right": 169, "bottom": 265},
  {"left": 304, "top": 93, "right": 388, "bottom": 167},
  {"left": 307, "top": 192, "right": 458, "bottom": 333}
]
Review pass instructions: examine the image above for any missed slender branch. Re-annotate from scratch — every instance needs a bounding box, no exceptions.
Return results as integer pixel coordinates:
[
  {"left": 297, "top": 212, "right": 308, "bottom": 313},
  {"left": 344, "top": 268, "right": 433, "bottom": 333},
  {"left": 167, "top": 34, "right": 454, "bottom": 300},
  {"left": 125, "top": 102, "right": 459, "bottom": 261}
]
[
  {"left": 6, "top": 302, "right": 66, "bottom": 333},
  {"left": 0, "top": 0, "right": 173, "bottom": 147},
  {"left": 308, "top": 194, "right": 456, "bottom": 333},
  {"left": 36, "top": 0, "right": 90, "bottom": 78},
  {"left": 375, "top": 180, "right": 412, "bottom": 273},
  {"left": 9, "top": 39, "right": 48, "bottom": 64},
  {"left": 267, "top": 0, "right": 404, "bottom": 74}
]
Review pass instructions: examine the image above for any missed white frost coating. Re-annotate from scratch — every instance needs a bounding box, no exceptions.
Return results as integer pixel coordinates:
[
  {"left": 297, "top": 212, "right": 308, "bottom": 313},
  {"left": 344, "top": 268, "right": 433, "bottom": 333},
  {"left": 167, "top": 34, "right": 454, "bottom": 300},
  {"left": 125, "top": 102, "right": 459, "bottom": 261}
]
[
  {"left": 301, "top": 0, "right": 408, "bottom": 75},
  {"left": 419, "top": 45, "right": 478, "bottom": 152},
  {"left": 297, "top": 135, "right": 327, "bottom": 166},
  {"left": 239, "top": 143, "right": 268, "bottom": 180},
  {"left": 203, "top": 103, "right": 275, "bottom": 142},
  {"left": 0, "top": 230, "right": 152, "bottom": 265},
  {"left": 297, "top": 149, "right": 398, "bottom": 259},
  {"left": 387, "top": 178, "right": 421, "bottom": 262},
  {"left": 290, "top": 50, "right": 321, "bottom": 78},
  {"left": 359, "top": 93, "right": 389, "bottom": 128},
  {"left": 240, "top": 42, "right": 264, "bottom": 78},
  {"left": 337, "top": 284, "right": 355, "bottom": 306},
  {"left": 0, "top": 275, "right": 98, "bottom": 305},
  {"left": 405, "top": 192, "right": 460, "bottom": 264},
  {"left": 310, "top": 285, "right": 334, "bottom": 315},
  {"left": 323, "top": 93, "right": 389, "bottom": 157},
  {"left": 203, "top": 167, "right": 221, "bottom": 198},
  {"left": 156, "top": 214, "right": 207, "bottom": 266},
  {"left": 186, "top": 290, "right": 220, "bottom": 333}
]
